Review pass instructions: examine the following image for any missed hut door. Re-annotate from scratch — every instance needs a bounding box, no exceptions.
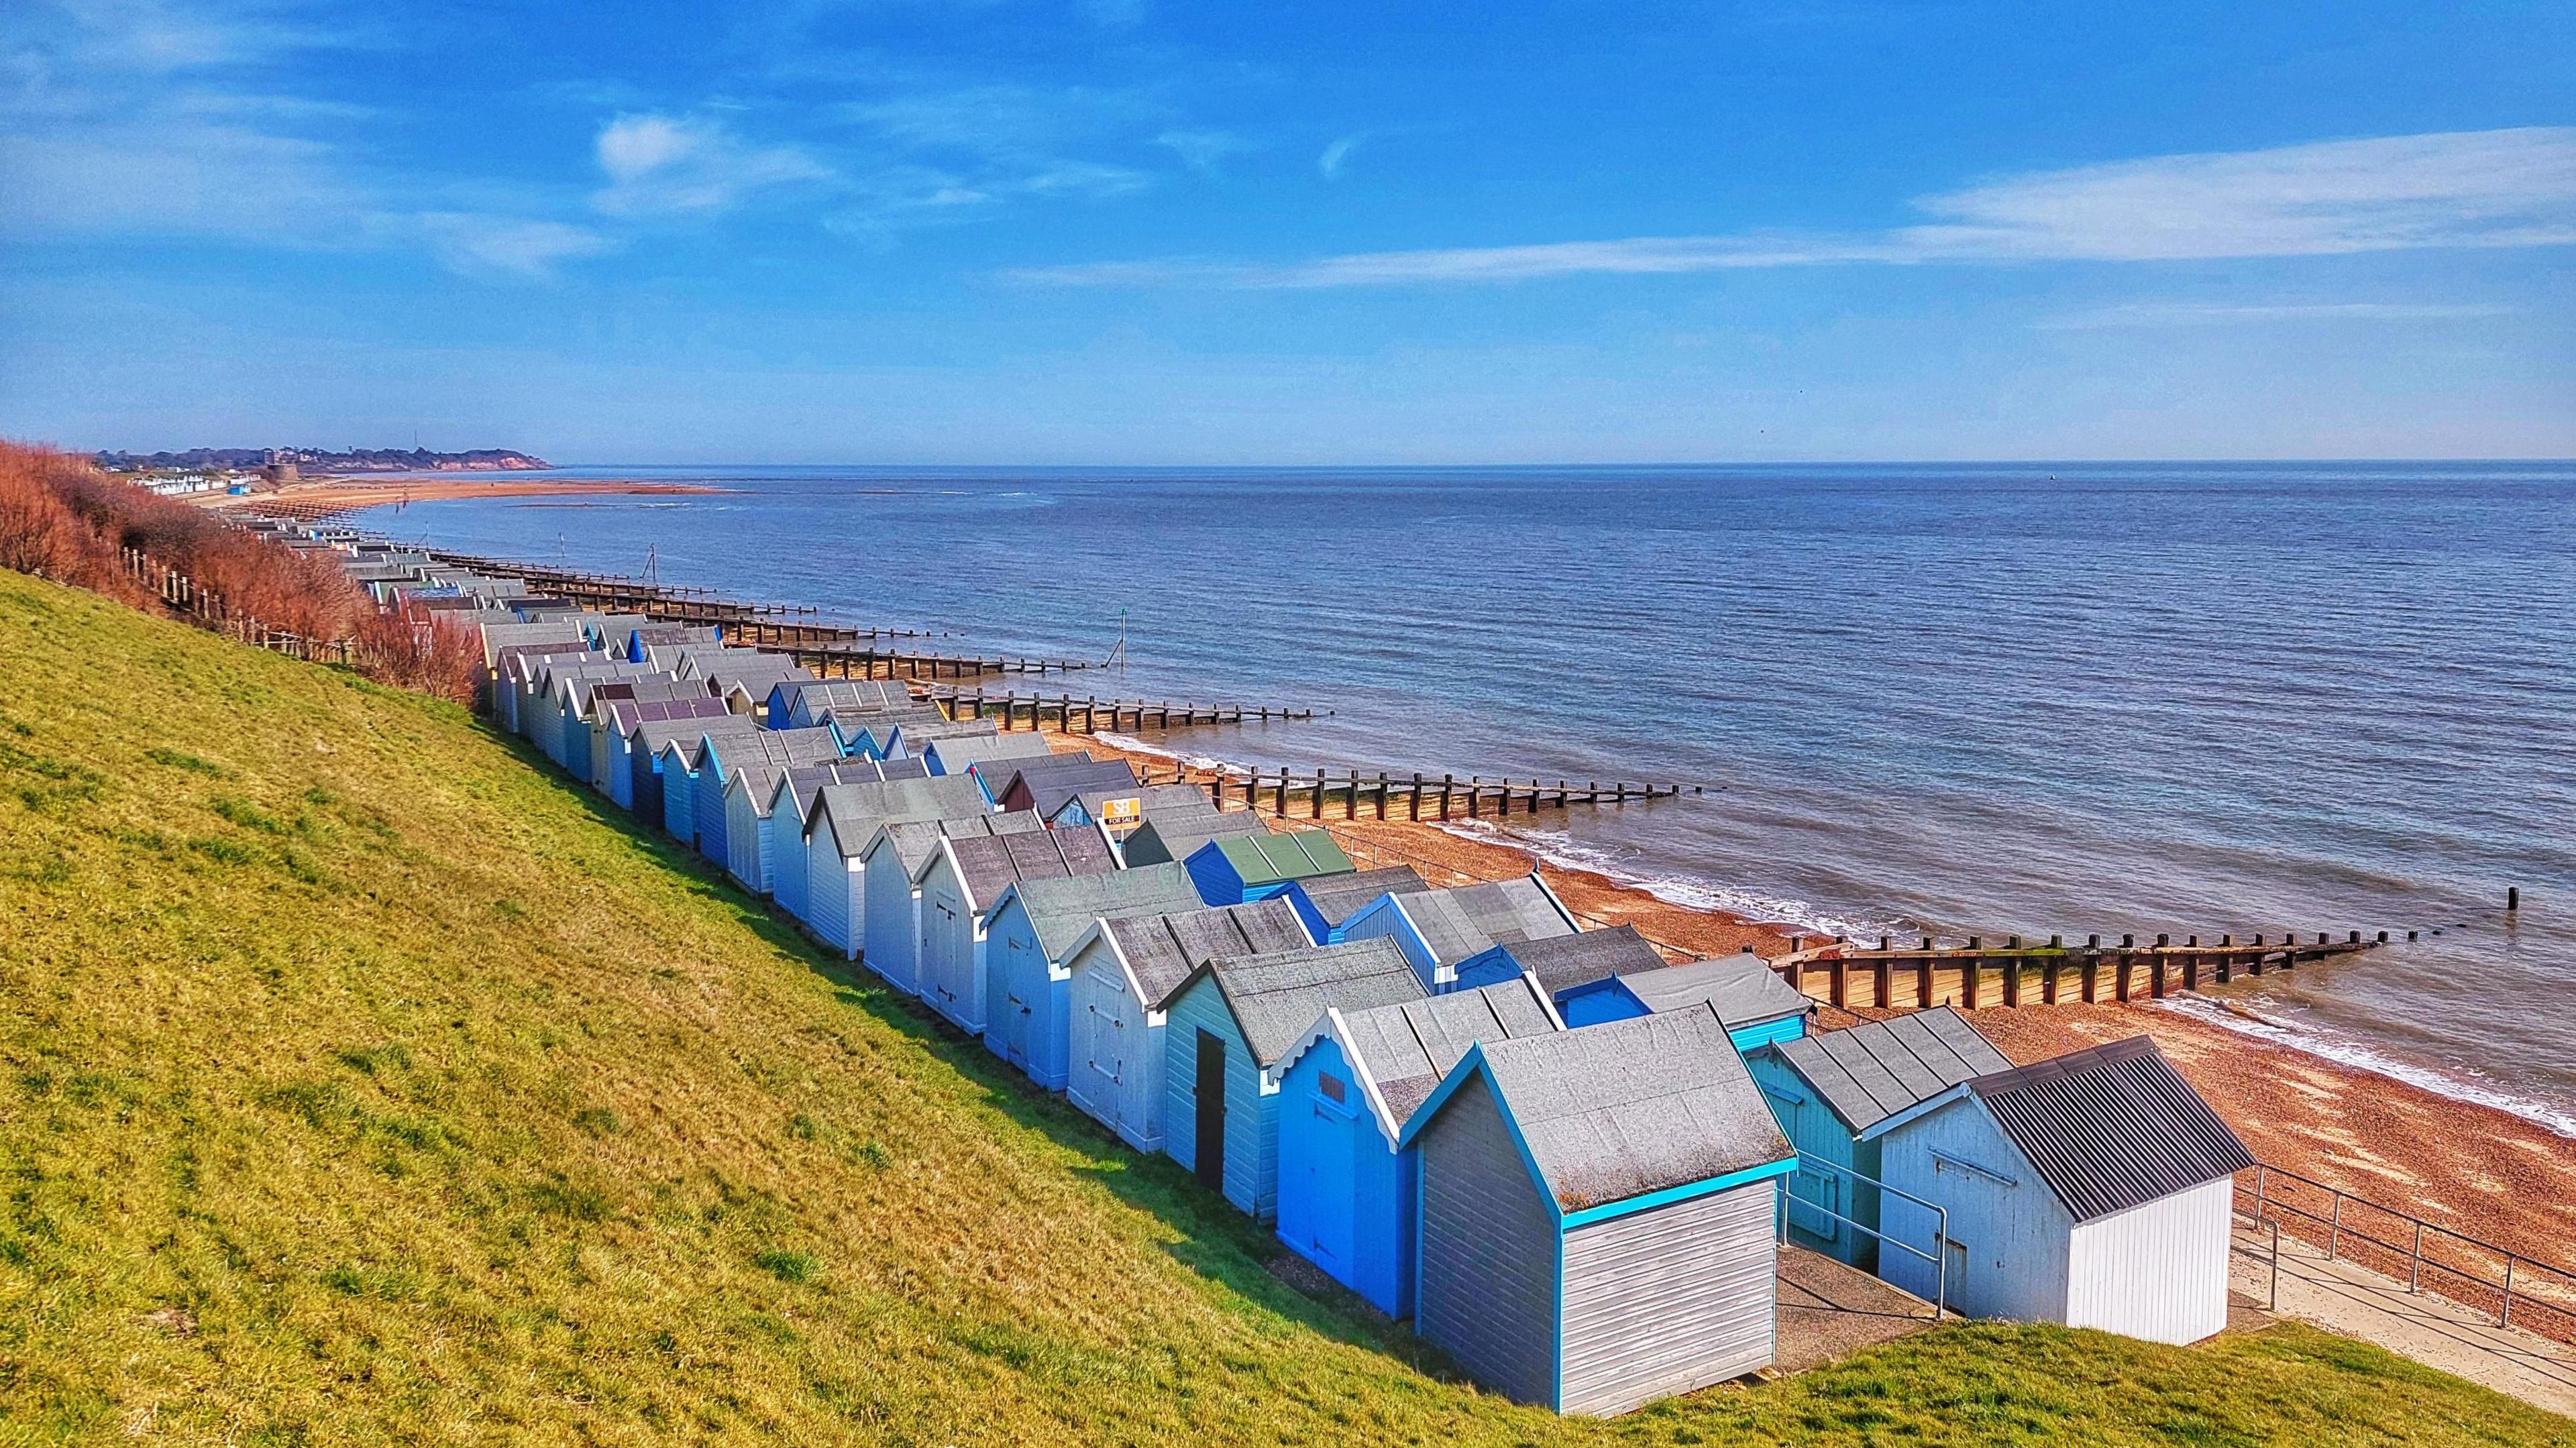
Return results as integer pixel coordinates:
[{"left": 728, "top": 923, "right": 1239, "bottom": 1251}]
[{"left": 1193, "top": 1030, "right": 1228, "bottom": 1190}]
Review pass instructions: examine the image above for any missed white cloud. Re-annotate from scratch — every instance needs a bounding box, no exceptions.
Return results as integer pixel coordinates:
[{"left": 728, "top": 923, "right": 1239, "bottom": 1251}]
[
  {"left": 2041, "top": 301, "right": 2515, "bottom": 329},
  {"left": 1318, "top": 133, "right": 1362, "bottom": 180},
  {"left": 591, "top": 112, "right": 830, "bottom": 217},
  {"left": 1155, "top": 128, "right": 1255, "bottom": 174},
  {"left": 415, "top": 213, "right": 614, "bottom": 279},
  {"left": 1018, "top": 127, "right": 2576, "bottom": 286}
]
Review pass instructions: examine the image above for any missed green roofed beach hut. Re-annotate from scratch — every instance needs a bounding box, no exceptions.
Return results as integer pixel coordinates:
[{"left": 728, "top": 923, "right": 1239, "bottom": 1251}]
[{"left": 1186, "top": 830, "right": 1354, "bottom": 906}]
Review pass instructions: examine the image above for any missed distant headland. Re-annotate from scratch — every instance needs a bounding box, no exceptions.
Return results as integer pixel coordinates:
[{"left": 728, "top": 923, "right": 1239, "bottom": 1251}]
[{"left": 97, "top": 446, "right": 551, "bottom": 475}]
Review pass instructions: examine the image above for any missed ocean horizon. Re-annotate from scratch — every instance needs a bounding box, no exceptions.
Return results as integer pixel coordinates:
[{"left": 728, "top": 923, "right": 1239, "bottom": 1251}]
[{"left": 356, "top": 459, "right": 2576, "bottom": 1134}]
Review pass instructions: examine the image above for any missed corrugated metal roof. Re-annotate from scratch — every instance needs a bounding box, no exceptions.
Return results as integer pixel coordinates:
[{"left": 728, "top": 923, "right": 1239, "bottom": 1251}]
[
  {"left": 1615, "top": 954, "right": 1810, "bottom": 1027},
  {"left": 1476, "top": 1006, "right": 1793, "bottom": 1213},
  {"left": 998, "top": 864, "right": 1203, "bottom": 961},
  {"left": 1293, "top": 866, "right": 1428, "bottom": 929},
  {"left": 1341, "top": 976, "right": 1558, "bottom": 1126},
  {"left": 947, "top": 825, "right": 1119, "bottom": 910},
  {"left": 1768, "top": 1007, "right": 2010, "bottom": 1133},
  {"left": 1116, "top": 897, "right": 1312, "bottom": 1009},
  {"left": 1203, "top": 939, "right": 1425, "bottom": 1068},
  {"left": 1503, "top": 925, "right": 1667, "bottom": 995},
  {"left": 1969, "top": 1036, "right": 2255, "bottom": 1223}
]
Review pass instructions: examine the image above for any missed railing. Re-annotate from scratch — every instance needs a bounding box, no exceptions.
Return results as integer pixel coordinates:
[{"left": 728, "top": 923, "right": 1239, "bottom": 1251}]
[
  {"left": 2238, "top": 1162, "right": 2576, "bottom": 1342},
  {"left": 1773, "top": 1156, "right": 1952, "bottom": 1319}
]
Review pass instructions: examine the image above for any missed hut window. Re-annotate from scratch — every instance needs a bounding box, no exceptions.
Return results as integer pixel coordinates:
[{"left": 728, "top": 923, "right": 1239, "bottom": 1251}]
[{"left": 1319, "top": 1073, "right": 1346, "bottom": 1103}]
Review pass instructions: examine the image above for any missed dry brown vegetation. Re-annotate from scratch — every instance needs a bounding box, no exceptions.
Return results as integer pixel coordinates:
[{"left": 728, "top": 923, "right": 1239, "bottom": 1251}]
[{"left": 0, "top": 441, "right": 480, "bottom": 702}]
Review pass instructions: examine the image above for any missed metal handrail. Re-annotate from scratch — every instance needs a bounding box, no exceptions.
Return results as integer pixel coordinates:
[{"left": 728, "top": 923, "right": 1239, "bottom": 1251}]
[
  {"left": 2241, "top": 1162, "right": 2576, "bottom": 1337},
  {"left": 1774, "top": 1155, "right": 1953, "bottom": 1318}
]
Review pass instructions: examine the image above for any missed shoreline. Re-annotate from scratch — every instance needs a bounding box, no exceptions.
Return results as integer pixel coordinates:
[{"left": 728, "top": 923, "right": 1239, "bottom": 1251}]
[
  {"left": 202, "top": 475, "right": 728, "bottom": 518},
  {"left": 1059, "top": 725, "right": 2576, "bottom": 1290}
]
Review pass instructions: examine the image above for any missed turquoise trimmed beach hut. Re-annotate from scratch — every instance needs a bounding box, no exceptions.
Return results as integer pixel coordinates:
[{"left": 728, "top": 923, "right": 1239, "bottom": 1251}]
[
  {"left": 1399, "top": 1006, "right": 1796, "bottom": 1416},
  {"left": 1556, "top": 953, "right": 1815, "bottom": 1052},
  {"left": 1183, "top": 830, "right": 1355, "bottom": 907},
  {"left": 1270, "top": 973, "right": 1562, "bottom": 1316},
  {"left": 1158, "top": 938, "right": 1423, "bottom": 1222}
]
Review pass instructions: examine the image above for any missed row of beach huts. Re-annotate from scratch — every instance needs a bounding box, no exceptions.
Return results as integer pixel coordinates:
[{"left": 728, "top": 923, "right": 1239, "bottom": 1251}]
[{"left": 292, "top": 526, "right": 2260, "bottom": 1416}]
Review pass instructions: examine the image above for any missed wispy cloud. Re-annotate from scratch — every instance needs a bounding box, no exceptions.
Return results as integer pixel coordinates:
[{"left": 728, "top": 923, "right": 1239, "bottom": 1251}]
[
  {"left": 1317, "top": 133, "right": 1363, "bottom": 180},
  {"left": 1016, "top": 127, "right": 2576, "bottom": 286},
  {"left": 591, "top": 112, "right": 830, "bottom": 218},
  {"left": 2041, "top": 300, "right": 2516, "bottom": 330},
  {"left": 1155, "top": 128, "right": 1256, "bottom": 174},
  {"left": 415, "top": 212, "right": 615, "bottom": 279}
]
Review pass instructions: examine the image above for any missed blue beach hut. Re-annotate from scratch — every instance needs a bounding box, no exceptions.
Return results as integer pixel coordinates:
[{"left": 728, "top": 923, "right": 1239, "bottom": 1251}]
[
  {"left": 1183, "top": 830, "right": 1356, "bottom": 907},
  {"left": 980, "top": 864, "right": 1203, "bottom": 1089},
  {"left": 1158, "top": 938, "right": 1423, "bottom": 1222},
  {"left": 1399, "top": 1006, "right": 1796, "bottom": 1416},
  {"left": 1270, "top": 972, "right": 1562, "bottom": 1316},
  {"left": 1336, "top": 875, "right": 1579, "bottom": 993},
  {"left": 1556, "top": 952, "right": 1815, "bottom": 1052},
  {"left": 1281, "top": 865, "right": 1427, "bottom": 942}
]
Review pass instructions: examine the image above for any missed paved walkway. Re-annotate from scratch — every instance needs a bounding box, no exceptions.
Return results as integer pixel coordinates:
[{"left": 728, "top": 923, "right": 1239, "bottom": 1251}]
[
  {"left": 1773, "top": 1243, "right": 1941, "bottom": 1374},
  {"left": 2231, "top": 1221, "right": 2576, "bottom": 1417}
]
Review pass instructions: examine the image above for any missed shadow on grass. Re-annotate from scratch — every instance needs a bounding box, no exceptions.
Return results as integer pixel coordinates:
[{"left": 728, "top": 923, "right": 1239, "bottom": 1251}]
[{"left": 477, "top": 718, "right": 1461, "bottom": 1378}]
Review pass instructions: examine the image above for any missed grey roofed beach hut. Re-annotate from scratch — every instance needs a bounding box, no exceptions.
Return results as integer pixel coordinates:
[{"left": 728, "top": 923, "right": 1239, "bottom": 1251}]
[
  {"left": 996, "top": 755, "right": 1142, "bottom": 820},
  {"left": 1557, "top": 953, "right": 1815, "bottom": 1052},
  {"left": 610, "top": 699, "right": 738, "bottom": 816},
  {"left": 694, "top": 726, "right": 843, "bottom": 869},
  {"left": 1063, "top": 898, "right": 1314, "bottom": 1154},
  {"left": 1159, "top": 938, "right": 1426, "bottom": 1223},
  {"left": 916, "top": 827, "right": 1121, "bottom": 1036},
  {"left": 653, "top": 720, "right": 767, "bottom": 845},
  {"left": 586, "top": 678, "right": 704, "bottom": 793},
  {"left": 916, "top": 729, "right": 1053, "bottom": 778},
  {"left": 981, "top": 864, "right": 1205, "bottom": 1089},
  {"left": 765, "top": 758, "right": 931, "bottom": 923},
  {"left": 1270, "top": 972, "right": 1562, "bottom": 1316},
  {"left": 717, "top": 731, "right": 859, "bottom": 893},
  {"left": 1491, "top": 925, "right": 1668, "bottom": 998},
  {"left": 857, "top": 810, "right": 1045, "bottom": 993},
  {"left": 1869, "top": 1036, "right": 2253, "bottom": 1343},
  {"left": 1740, "top": 1007, "right": 2009, "bottom": 1274},
  {"left": 1399, "top": 1005, "right": 1798, "bottom": 1416},
  {"left": 1338, "top": 875, "right": 1580, "bottom": 993},
  {"left": 770, "top": 677, "right": 914, "bottom": 731},
  {"left": 801, "top": 775, "right": 994, "bottom": 957},
  {"left": 1285, "top": 865, "right": 1429, "bottom": 942}
]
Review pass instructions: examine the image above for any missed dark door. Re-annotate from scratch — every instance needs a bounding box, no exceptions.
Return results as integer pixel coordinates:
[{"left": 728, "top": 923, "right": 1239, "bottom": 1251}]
[{"left": 1193, "top": 1029, "right": 1228, "bottom": 1191}]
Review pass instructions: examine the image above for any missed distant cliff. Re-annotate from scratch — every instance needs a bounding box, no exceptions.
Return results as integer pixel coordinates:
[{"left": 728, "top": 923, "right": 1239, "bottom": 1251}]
[{"left": 95, "top": 447, "right": 550, "bottom": 474}]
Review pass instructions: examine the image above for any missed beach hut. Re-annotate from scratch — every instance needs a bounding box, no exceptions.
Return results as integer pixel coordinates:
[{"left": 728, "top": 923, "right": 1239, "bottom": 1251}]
[
  {"left": 1183, "top": 830, "right": 1355, "bottom": 907},
  {"left": 651, "top": 719, "right": 765, "bottom": 844},
  {"left": 609, "top": 699, "right": 738, "bottom": 815},
  {"left": 981, "top": 864, "right": 1205, "bottom": 1089},
  {"left": 1400, "top": 1006, "right": 1797, "bottom": 1415},
  {"left": 1338, "top": 875, "right": 1579, "bottom": 993},
  {"left": 828, "top": 705, "right": 949, "bottom": 761},
  {"left": 916, "top": 828, "right": 1121, "bottom": 1035},
  {"left": 695, "top": 726, "right": 844, "bottom": 869},
  {"left": 586, "top": 679, "right": 702, "bottom": 792},
  {"left": 1740, "top": 1007, "right": 2009, "bottom": 1273},
  {"left": 1061, "top": 898, "right": 1314, "bottom": 1153},
  {"left": 768, "top": 678, "right": 914, "bottom": 731},
  {"left": 765, "top": 759, "right": 930, "bottom": 922},
  {"left": 1270, "top": 973, "right": 1562, "bottom": 1315},
  {"left": 1480, "top": 925, "right": 1668, "bottom": 1001},
  {"left": 857, "top": 811, "right": 1045, "bottom": 991},
  {"left": 1159, "top": 938, "right": 1424, "bottom": 1222},
  {"left": 1051, "top": 782, "right": 1210, "bottom": 859},
  {"left": 1282, "top": 865, "right": 1428, "bottom": 942},
  {"left": 995, "top": 755, "right": 1142, "bottom": 819},
  {"left": 490, "top": 640, "right": 595, "bottom": 733},
  {"left": 1555, "top": 953, "right": 1813, "bottom": 1052},
  {"left": 801, "top": 775, "right": 995, "bottom": 956},
  {"left": 718, "top": 736, "right": 873, "bottom": 893},
  {"left": 1868, "top": 1036, "right": 2253, "bottom": 1342},
  {"left": 883, "top": 714, "right": 1002, "bottom": 761},
  {"left": 706, "top": 662, "right": 812, "bottom": 720},
  {"left": 916, "top": 730, "right": 1053, "bottom": 779},
  {"left": 1118, "top": 802, "right": 1273, "bottom": 869}
]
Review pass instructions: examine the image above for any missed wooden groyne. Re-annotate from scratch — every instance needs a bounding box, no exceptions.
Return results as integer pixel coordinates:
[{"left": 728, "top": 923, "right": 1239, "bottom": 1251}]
[
  {"left": 1780, "top": 932, "right": 2386, "bottom": 1012},
  {"left": 930, "top": 689, "right": 1324, "bottom": 732},
  {"left": 426, "top": 553, "right": 927, "bottom": 632},
  {"left": 773, "top": 641, "right": 1091, "bottom": 681},
  {"left": 1126, "top": 760, "right": 1697, "bottom": 820}
]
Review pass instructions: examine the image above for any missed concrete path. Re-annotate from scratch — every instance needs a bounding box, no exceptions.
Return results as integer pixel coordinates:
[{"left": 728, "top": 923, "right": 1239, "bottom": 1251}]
[
  {"left": 2231, "top": 1221, "right": 2576, "bottom": 1418},
  {"left": 1772, "top": 1243, "right": 1941, "bottom": 1375}
]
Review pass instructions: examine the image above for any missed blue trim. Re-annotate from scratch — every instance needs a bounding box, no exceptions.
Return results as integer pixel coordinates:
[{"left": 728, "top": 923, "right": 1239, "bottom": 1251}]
[
  {"left": 1726, "top": 1013, "right": 1807, "bottom": 1053},
  {"left": 1556, "top": 1156, "right": 1799, "bottom": 1229}
]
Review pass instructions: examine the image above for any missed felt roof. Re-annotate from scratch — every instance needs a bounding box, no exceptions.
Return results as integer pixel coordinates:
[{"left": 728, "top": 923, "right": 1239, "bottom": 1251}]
[
  {"left": 1106, "top": 897, "right": 1311, "bottom": 1009},
  {"left": 1505, "top": 925, "right": 1669, "bottom": 995},
  {"left": 870, "top": 810, "right": 1044, "bottom": 876},
  {"left": 920, "top": 732, "right": 1057, "bottom": 772},
  {"left": 1292, "top": 866, "right": 1429, "bottom": 930},
  {"left": 1337, "top": 975, "right": 1559, "bottom": 1127},
  {"left": 942, "top": 826, "right": 1120, "bottom": 911},
  {"left": 1199, "top": 938, "right": 1425, "bottom": 1068},
  {"left": 1767, "top": 1007, "right": 2012, "bottom": 1134},
  {"left": 996, "top": 864, "right": 1203, "bottom": 962},
  {"left": 1614, "top": 954, "right": 1811, "bottom": 1027},
  {"left": 809, "top": 775, "right": 992, "bottom": 852},
  {"left": 1210, "top": 829, "right": 1354, "bottom": 886}
]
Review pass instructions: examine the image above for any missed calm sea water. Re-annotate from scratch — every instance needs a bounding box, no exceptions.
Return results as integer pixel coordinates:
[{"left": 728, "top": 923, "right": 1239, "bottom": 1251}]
[{"left": 358, "top": 463, "right": 2576, "bottom": 1131}]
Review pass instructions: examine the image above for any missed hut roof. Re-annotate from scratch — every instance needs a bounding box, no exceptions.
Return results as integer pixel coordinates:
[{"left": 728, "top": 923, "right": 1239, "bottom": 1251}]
[
  {"left": 808, "top": 775, "right": 991, "bottom": 852},
  {"left": 610, "top": 696, "right": 734, "bottom": 738},
  {"left": 773, "top": 757, "right": 931, "bottom": 821},
  {"left": 1503, "top": 925, "right": 1668, "bottom": 995},
  {"left": 994, "top": 865, "right": 1203, "bottom": 962},
  {"left": 942, "top": 827, "right": 1120, "bottom": 911},
  {"left": 1384, "top": 876, "right": 1573, "bottom": 966},
  {"left": 780, "top": 678, "right": 915, "bottom": 715},
  {"left": 1192, "top": 939, "right": 1424, "bottom": 1068},
  {"left": 1292, "top": 866, "right": 1428, "bottom": 931},
  {"left": 1003, "top": 755, "right": 1143, "bottom": 820},
  {"left": 920, "top": 732, "right": 1055, "bottom": 773},
  {"left": 1129, "top": 807, "right": 1271, "bottom": 862},
  {"left": 1611, "top": 954, "right": 1811, "bottom": 1027},
  {"left": 1331, "top": 975, "right": 1560, "bottom": 1127},
  {"left": 1770, "top": 1007, "right": 2010, "bottom": 1135},
  {"left": 1967, "top": 1037, "right": 2255, "bottom": 1223},
  {"left": 871, "top": 810, "right": 1044, "bottom": 876},
  {"left": 1102, "top": 897, "right": 1310, "bottom": 1008},
  {"left": 1427, "top": 1006, "right": 1792, "bottom": 1214},
  {"left": 1210, "top": 828, "right": 1353, "bottom": 886}
]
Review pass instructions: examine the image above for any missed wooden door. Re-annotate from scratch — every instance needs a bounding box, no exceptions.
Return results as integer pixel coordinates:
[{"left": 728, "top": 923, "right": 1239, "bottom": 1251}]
[{"left": 1193, "top": 1029, "right": 1228, "bottom": 1191}]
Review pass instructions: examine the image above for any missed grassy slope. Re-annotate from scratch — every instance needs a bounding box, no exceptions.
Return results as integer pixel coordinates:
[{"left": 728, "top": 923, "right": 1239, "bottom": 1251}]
[{"left": 0, "top": 568, "right": 2565, "bottom": 1448}]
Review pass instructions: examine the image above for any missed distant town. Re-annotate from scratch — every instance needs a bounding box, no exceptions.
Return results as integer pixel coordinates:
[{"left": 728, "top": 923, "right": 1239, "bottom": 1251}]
[{"left": 93, "top": 447, "right": 550, "bottom": 498}]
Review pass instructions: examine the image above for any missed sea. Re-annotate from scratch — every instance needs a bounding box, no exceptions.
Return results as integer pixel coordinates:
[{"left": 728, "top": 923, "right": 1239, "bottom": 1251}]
[{"left": 353, "top": 463, "right": 2576, "bottom": 1134}]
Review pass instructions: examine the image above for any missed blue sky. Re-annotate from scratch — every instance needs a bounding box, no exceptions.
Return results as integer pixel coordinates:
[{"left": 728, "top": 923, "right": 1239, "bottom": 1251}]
[{"left": 3, "top": 0, "right": 2571, "bottom": 463}]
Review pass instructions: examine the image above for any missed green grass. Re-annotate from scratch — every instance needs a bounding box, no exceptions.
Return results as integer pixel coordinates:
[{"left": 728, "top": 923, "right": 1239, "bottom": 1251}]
[{"left": 0, "top": 567, "right": 2566, "bottom": 1447}]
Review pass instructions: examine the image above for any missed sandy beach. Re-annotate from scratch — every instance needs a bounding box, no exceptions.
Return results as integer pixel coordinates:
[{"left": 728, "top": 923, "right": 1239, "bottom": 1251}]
[{"left": 202, "top": 474, "right": 726, "bottom": 519}]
